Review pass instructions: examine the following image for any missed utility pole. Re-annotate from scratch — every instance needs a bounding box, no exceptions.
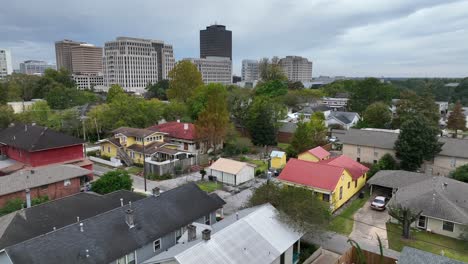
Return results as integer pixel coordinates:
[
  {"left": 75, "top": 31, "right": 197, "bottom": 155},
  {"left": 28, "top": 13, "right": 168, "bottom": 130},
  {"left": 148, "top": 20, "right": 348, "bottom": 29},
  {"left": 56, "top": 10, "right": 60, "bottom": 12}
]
[{"left": 143, "top": 134, "right": 147, "bottom": 192}]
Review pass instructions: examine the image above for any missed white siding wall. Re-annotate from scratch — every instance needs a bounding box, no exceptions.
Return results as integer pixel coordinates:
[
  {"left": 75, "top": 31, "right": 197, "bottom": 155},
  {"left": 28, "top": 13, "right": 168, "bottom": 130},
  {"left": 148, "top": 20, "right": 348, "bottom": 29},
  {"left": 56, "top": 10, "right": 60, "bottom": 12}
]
[
  {"left": 272, "top": 244, "right": 295, "bottom": 264},
  {"left": 210, "top": 169, "right": 236, "bottom": 185},
  {"left": 236, "top": 165, "right": 255, "bottom": 185}
]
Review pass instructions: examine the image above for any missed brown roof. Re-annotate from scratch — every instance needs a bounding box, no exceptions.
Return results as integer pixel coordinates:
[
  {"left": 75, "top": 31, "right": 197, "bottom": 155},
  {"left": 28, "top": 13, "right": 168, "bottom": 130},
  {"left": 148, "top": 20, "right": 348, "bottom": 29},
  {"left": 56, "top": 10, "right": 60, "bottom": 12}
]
[
  {"left": 126, "top": 141, "right": 166, "bottom": 155},
  {"left": 209, "top": 158, "right": 255, "bottom": 175},
  {"left": 112, "top": 127, "right": 158, "bottom": 138}
]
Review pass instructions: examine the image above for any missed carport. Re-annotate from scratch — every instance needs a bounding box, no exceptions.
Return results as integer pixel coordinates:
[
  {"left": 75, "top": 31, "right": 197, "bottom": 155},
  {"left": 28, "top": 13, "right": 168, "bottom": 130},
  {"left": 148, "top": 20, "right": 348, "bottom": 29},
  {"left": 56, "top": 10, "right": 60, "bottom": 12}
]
[{"left": 367, "top": 170, "right": 433, "bottom": 198}]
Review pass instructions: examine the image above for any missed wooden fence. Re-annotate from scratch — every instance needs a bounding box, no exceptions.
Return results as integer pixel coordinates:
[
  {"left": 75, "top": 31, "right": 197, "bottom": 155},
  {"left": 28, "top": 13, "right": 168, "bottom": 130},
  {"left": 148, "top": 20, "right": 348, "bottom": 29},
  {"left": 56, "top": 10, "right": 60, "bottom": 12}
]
[{"left": 335, "top": 247, "right": 397, "bottom": 264}]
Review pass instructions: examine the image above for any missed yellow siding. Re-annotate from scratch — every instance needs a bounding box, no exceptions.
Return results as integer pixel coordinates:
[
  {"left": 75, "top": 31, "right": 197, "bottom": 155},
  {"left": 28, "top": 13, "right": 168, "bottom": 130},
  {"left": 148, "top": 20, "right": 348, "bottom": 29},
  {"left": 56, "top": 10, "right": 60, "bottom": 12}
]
[
  {"left": 125, "top": 137, "right": 136, "bottom": 147},
  {"left": 298, "top": 152, "right": 320, "bottom": 162},
  {"left": 271, "top": 155, "right": 287, "bottom": 169},
  {"left": 331, "top": 170, "right": 367, "bottom": 211},
  {"left": 100, "top": 142, "right": 118, "bottom": 158},
  {"left": 126, "top": 150, "right": 145, "bottom": 165}
]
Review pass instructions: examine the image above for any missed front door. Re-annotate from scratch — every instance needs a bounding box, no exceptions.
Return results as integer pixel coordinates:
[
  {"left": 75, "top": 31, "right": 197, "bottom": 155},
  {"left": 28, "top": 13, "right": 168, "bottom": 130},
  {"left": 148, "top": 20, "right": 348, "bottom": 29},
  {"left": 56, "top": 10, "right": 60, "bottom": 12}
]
[{"left": 417, "top": 215, "right": 427, "bottom": 229}]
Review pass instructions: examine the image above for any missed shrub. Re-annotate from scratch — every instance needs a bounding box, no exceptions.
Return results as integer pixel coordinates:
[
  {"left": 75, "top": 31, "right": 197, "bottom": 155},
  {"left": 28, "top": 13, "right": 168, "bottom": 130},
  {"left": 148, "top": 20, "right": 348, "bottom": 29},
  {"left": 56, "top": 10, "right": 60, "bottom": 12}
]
[
  {"left": 0, "top": 199, "right": 24, "bottom": 216},
  {"left": 92, "top": 170, "right": 132, "bottom": 194},
  {"left": 147, "top": 173, "right": 172, "bottom": 181},
  {"left": 87, "top": 150, "right": 98, "bottom": 157},
  {"left": 100, "top": 155, "right": 111, "bottom": 161}
]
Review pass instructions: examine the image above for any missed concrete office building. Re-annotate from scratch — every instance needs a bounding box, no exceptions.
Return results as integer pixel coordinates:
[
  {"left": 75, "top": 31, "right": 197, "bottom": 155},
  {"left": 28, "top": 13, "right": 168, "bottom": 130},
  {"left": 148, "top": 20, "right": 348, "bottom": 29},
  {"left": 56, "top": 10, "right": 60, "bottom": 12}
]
[
  {"left": 103, "top": 37, "right": 175, "bottom": 93},
  {"left": 0, "top": 49, "right": 13, "bottom": 79},
  {"left": 19, "top": 60, "right": 56, "bottom": 75},
  {"left": 241, "top": 59, "right": 259, "bottom": 81},
  {"left": 185, "top": 57, "right": 232, "bottom": 85},
  {"left": 73, "top": 74, "right": 104, "bottom": 90},
  {"left": 55, "top": 39, "right": 84, "bottom": 72},
  {"left": 200, "top": 25, "right": 232, "bottom": 60},
  {"left": 279, "top": 56, "right": 313, "bottom": 82},
  {"left": 71, "top": 44, "right": 103, "bottom": 75}
]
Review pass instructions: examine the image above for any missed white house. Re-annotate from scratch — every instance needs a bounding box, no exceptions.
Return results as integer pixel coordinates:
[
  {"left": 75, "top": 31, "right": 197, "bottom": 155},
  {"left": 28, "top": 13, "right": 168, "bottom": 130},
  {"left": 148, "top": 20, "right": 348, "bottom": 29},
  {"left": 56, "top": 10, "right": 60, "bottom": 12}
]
[
  {"left": 208, "top": 158, "right": 255, "bottom": 186},
  {"left": 325, "top": 111, "right": 360, "bottom": 130}
]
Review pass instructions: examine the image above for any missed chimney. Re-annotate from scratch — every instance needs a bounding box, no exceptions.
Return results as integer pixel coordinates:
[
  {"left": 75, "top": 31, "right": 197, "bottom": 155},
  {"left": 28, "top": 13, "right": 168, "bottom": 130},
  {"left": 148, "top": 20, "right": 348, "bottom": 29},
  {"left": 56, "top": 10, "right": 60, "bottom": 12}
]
[
  {"left": 187, "top": 224, "right": 197, "bottom": 242},
  {"left": 202, "top": 229, "right": 211, "bottom": 241},
  {"left": 152, "top": 187, "right": 160, "bottom": 197},
  {"left": 125, "top": 209, "right": 135, "bottom": 228},
  {"left": 120, "top": 198, "right": 124, "bottom": 207},
  {"left": 177, "top": 119, "right": 180, "bottom": 123},
  {"left": 184, "top": 123, "right": 188, "bottom": 131},
  {"left": 77, "top": 216, "right": 80, "bottom": 222},
  {"left": 80, "top": 223, "right": 84, "bottom": 232},
  {"left": 25, "top": 189, "right": 31, "bottom": 208}
]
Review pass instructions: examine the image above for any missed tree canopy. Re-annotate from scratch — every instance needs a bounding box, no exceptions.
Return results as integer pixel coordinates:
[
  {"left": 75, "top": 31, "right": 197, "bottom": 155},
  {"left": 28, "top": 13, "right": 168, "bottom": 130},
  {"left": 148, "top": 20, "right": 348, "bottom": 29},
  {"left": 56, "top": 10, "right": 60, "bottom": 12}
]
[
  {"left": 450, "top": 164, "right": 468, "bottom": 183},
  {"left": 258, "top": 57, "right": 287, "bottom": 82},
  {"left": 167, "top": 61, "right": 203, "bottom": 103},
  {"left": 287, "top": 113, "right": 327, "bottom": 157},
  {"left": 254, "top": 80, "right": 288, "bottom": 98},
  {"left": 347, "top": 78, "right": 395, "bottom": 113},
  {"left": 447, "top": 101, "right": 466, "bottom": 133},
  {"left": 362, "top": 102, "right": 392, "bottom": 129},
  {"left": 145, "top": 79, "right": 169, "bottom": 100},
  {"left": 92, "top": 170, "right": 133, "bottom": 194},
  {"left": 392, "top": 90, "right": 439, "bottom": 128},
  {"left": 246, "top": 96, "right": 286, "bottom": 146}
]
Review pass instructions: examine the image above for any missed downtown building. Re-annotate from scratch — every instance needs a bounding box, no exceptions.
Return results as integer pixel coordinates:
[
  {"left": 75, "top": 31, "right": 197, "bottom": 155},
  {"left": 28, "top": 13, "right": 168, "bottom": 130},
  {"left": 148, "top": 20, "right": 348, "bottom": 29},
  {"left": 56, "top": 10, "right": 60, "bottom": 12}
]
[
  {"left": 185, "top": 57, "right": 232, "bottom": 85},
  {"left": 241, "top": 59, "right": 259, "bottom": 82},
  {"left": 279, "top": 56, "right": 313, "bottom": 82},
  {"left": 19, "top": 60, "right": 56, "bottom": 75},
  {"left": 102, "top": 37, "right": 175, "bottom": 93},
  {"left": 0, "top": 49, "right": 13, "bottom": 79}
]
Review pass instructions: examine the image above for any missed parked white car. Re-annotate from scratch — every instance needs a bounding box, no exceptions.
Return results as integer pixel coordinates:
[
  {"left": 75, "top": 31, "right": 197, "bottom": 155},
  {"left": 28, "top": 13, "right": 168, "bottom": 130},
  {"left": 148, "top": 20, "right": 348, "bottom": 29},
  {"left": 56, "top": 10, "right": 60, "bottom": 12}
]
[{"left": 370, "top": 196, "right": 387, "bottom": 211}]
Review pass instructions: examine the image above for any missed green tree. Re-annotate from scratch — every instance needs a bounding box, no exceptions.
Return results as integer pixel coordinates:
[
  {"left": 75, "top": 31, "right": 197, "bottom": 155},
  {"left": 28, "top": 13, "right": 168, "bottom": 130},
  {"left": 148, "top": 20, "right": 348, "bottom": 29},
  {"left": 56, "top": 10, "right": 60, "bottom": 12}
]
[
  {"left": 393, "top": 90, "right": 439, "bottom": 128},
  {"left": 246, "top": 96, "right": 286, "bottom": 146},
  {"left": 348, "top": 78, "right": 395, "bottom": 113},
  {"left": 0, "top": 105, "right": 14, "bottom": 129},
  {"left": 92, "top": 170, "right": 133, "bottom": 194},
  {"left": 249, "top": 182, "right": 330, "bottom": 231},
  {"left": 107, "top": 84, "right": 125, "bottom": 103},
  {"left": 288, "top": 81, "right": 304, "bottom": 90},
  {"left": 162, "top": 102, "right": 190, "bottom": 122},
  {"left": 363, "top": 102, "right": 392, "bottom": 128},
  {"left": 258, "top": 57, "right": 287, "bottom": 82},
  {"left": 395, "top": 115, "right": 442, "bottom": 171},
  {"left": 450, "top": 164, "right": 468, "bottom": 183},
  {"left": 195, "top": 84, "right": 230, "bottom": 153},
  {"left": 287, "top": 113, "right": 327, "bottom": 157},
  {"left": 254, "top": 80, "right": 288, "bottom": 98},
  {"left": 43, "top": 68, "right": 76, "bottom": 88},
  {"left": 226, "top": 85, "right": 251, "bottom": 128},
  {"left": 15, "top": 100, "right": 52, "bottom": 125},
  {"left": 320, "top": 80, "right": 354, "bottom": 97},
  {"left": 388, "top": 203, "right": 422, "bottom": 239},
  {"left": 447, "top": 101, "right": 466, "bottom": 136},
  {"left": 368, "top": 153, "right": 398, "bottom": 177},
  {"left": 167, "top": 61, "right": 203, "bottom": 103},
  {"left": 146, "top": 79, "right": 169, "bottom": 100}
]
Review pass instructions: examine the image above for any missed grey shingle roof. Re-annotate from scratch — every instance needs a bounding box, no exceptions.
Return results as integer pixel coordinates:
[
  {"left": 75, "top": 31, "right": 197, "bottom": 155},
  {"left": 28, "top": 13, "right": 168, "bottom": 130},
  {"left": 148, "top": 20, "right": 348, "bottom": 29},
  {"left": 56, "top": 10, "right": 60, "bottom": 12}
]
[
  {"left": 398, "top": 247, "right": 465, "bottom": 264},
  {"left": 338, "top": 129, "right": 399, "bottom": 149},
  {"left": 328, "top": 111, "right": 359, "bottom": 125},
  {"left": 0, "top": 191, "right": 145, "bottom": 249},
  {"left": 367, "top": 170, "right": 433, "bottom": 189},
  {"left": 278, "top": 122, "right": 297, "bottom": 133},
  {"left": 5, "top": 183, "right": 225, "bottom": 264},
  {"left": 389, "top": 177, "right": 468, "bottom": 224},
  {"left": 0, "top": 165, "right": 91, "bottom": 196},
  {"left": 0, "top": 124, "right": 85, "bottom": 151},
  {"left": 439, "top": 137, "right": 468, "bottom": 159}
]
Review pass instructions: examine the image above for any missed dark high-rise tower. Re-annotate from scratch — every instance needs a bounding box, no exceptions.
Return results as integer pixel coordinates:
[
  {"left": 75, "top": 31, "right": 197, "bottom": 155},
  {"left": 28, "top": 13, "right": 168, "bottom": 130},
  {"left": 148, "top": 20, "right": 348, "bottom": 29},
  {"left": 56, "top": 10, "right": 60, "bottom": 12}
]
[{"left": 200, "top": 25, "right": 232, "bottom": 60}]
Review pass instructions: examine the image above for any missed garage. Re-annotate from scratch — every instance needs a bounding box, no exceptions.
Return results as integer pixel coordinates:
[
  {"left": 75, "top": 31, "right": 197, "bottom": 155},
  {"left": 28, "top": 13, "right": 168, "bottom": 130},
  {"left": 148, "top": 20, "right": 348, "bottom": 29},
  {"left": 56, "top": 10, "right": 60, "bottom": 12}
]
[{"left": 367, "top": 170, "right": 433, "bottom": 198}]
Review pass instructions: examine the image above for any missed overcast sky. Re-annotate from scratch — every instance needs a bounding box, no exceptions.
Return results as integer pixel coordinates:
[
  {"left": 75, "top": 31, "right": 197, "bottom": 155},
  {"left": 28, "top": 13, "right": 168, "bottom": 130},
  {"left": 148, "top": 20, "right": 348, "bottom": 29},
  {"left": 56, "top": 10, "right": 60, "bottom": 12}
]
[{"left": 1, "top": 0, "right": 467, "bottom": 77}]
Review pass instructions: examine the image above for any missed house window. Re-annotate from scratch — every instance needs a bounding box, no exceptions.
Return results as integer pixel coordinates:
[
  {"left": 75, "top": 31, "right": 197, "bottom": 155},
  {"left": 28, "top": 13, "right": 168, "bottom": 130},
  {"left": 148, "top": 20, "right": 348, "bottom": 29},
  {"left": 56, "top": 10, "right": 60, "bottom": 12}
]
[
  {"left": 102, "top": 146, "right": 104, "bottom": 152},
  {"left": 339, "top": 187, "right": 343, "bottom": 200},
  {"left": 153, "top": 238, "right": 161, "bottom": 252},
  {"left": 373, "top": 160, "right": 377, "bottom": 164},
  {"left": 175, "top": 226, "right": 186, "bottom": 242},
  {"left": 116, "top": 252, "right": 135, "bottom": 264},
  {"left": 357, "top": 147, "right": 361, "bottom": 155},
  {"left": 374, "top": 151, "right": 378, "bottom": 157},
  {"left": 357, "top": 158, "right": 361, "bottom": 162},
  {"left": 417, "top": 216, "right": 427, "bottom": 229},
  {"left": 205, "top": 214, "right": 211, "bottom": 225},
  {"left": 322, "top": 193, "right": 330, "bottom": 202},
  {"left": 64, "top": 179, "right": 71, "bottom": 187},
  {"left": 354, "top": 180, "right": 357, "bottom": 188},
  {"left": 108, "top": 147, "right": 110, "bottom": 153},
  {"left": 450, "top": 158, "right": 456, "bottom": 168},
  {"left": 347, "top": 182, "right": 350, "bottom": 189},
  {"left": 443, "top": 221, "right": 454, "bottom": 232}
]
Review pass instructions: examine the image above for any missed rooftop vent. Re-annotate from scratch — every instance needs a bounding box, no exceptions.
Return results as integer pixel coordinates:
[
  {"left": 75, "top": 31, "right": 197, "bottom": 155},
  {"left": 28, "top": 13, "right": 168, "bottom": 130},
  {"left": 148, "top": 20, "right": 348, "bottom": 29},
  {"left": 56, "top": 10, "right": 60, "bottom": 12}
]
[
  {"left": 125, "top": 209, "right": 135, "bottom": 228},
  {"left": 202, "top": 229, "right": 211, "bottom": 241},
  {"left": 80, "top": 223, "right": 84, "bottom": 232},
  {"left": 187, "top": 224, "right": 197, "bottom": 242}
]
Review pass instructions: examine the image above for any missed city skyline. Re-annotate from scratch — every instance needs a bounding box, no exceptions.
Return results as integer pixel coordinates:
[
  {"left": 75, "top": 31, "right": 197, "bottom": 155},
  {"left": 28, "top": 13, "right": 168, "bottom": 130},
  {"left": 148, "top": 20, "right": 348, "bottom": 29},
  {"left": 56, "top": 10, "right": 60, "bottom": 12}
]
[{"left": 1, "top": 0, "right": 468, "bottom": 77}]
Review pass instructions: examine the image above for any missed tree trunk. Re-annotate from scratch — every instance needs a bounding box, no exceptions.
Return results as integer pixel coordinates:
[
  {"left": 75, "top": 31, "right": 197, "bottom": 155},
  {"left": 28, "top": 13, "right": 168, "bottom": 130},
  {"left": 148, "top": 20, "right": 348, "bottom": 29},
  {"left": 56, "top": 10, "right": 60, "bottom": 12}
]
[{"left": 403, "top": 218, "right": 411, "bottom": 239}]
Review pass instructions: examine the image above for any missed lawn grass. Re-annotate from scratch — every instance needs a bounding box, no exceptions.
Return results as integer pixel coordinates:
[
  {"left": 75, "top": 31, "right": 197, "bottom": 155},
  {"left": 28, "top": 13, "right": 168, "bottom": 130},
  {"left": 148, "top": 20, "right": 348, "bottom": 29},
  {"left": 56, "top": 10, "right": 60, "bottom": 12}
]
[
  {"left": 328, "top": 191, "right": 370, "bottom": 235},
  {"left": 245, "top": 158, "right": 268, "bottom": 172},
  {"left": 277, "top": 143, "right": 290, "bottom": 151},
  {"left": 196, "top": 181, "right": 223, "bottom": 193},
  {"left": 127, "top": 166, "right": 143, "bottom": 175},
  {"left": 387, "top": 223, "right": 468, "bottom": 262}
]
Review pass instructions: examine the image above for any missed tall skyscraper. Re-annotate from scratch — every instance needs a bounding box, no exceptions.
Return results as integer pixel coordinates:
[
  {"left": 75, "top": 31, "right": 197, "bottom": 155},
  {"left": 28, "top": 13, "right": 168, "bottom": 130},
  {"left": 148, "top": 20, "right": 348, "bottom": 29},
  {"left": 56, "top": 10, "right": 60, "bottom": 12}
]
[
  {"left": 55, "top": 39, "right": 84, "bottom": 72},
  {"left": 241, "top": 59, "right": 259, "bottom": 82},
  {"left": 200, "top": 25, "right": 232, "bottom": 60},
  {"left": 71, "top": 44, "right": 103, "bottom": 75},
  {"left": 19, "top": 60, "right": 56, "bottom": 75},
  {"left": 0, "top": 49, "right": 13, "bottom": 79},
  {"left": 103, "top": 37, "right": 175, "bottom": 93},
  {"left": 185, "top": 57, "right": 232, "bottom": 85},
  {"left": 279, "top": 56, "right": 313, "bottom": 82}
]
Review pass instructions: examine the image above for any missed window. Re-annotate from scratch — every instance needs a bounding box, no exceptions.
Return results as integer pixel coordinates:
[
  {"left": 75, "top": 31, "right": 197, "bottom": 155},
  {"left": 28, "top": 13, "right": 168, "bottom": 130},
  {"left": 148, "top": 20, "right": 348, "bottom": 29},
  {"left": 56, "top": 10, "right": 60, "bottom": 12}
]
[
  {"left": 354, "top": 180, "right": 357, "bottom": 188},
  {"left": 450, "top": 158, "right": 457, "bottom": 168},
  {"left": 102, "top": 146, "right": 104, "bottom": 152},
  {"left": 64, "top": 179, "right": 71, "bottom": 187},
  {"left": 443, "top": 221, "right": 454, "bottom": 232},
  {"left": 357, "top": 158, "right": 361, "bottom": 162},
  {"left": 357, "top": 147, "right": 361, "bottom": 155},
  {"left": 347, "top": 182, "right": 350, "bottom": 189},
  {"left": 116, "top": 252, "right": 135, "bottom": 264},
  {"left": 153, "top": 239, "right": 161, "bottom": 252},
  {"left": 339, "top": 187, "right": 343, "bottom": 200},
  {"left": 373, "top": 160, "right": 377, "bottom": 164},
  {"left": 107, "top": 146, "right": 110, "bottom": 153},
  {"left": 374, "top": 151, "right": 378, "bottom": 157},
  {"left": 322, "top": 193, "right": 330, "bottom": 202},
  {"left": 280, "top": 252, "right": 285, "bottom": 264},
  {"left": 417, "top": 216, "right": 427, "bottom": 229},
  {"left": 175, "top": 226, "right": 186, "bottom": 242},
  {"left": 205, "top": 214, "right": 211, "bottom": 225}
]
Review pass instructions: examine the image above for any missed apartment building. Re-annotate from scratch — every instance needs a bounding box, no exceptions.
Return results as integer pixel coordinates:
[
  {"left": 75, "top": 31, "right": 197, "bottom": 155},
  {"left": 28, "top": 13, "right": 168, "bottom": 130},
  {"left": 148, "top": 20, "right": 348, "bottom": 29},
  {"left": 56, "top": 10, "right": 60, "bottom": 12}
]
[
  {"left": 71, "top": 44, "right": 103, "bottom": 75},
  {"left": 241, "top": 59, "right": 259, "bottom": 81},
  {"left": 0, "top": 49, "right": 13, "bottom": 79},
  {"left": 55, "top": 39, "right": 84, "bottom": 72},
  {"left": 185, "top": 57, "right": 232, "bottom": 85},
  {"left": 72, "top": 74, "right": 104, "bottom": 90},
  {"left": 279, "top": 56, "right": 313, "bottom": 82},
  {"left": 19, "top": 60, "right": 55, "bottom": 75}
]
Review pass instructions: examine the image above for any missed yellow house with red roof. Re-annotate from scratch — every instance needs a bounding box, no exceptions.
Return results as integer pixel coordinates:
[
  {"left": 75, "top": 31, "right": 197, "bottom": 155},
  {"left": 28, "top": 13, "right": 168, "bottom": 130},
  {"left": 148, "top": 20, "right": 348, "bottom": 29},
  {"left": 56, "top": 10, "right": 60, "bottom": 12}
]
[{"left": 279, "top": 146, "right": 368, "bottom": 211}]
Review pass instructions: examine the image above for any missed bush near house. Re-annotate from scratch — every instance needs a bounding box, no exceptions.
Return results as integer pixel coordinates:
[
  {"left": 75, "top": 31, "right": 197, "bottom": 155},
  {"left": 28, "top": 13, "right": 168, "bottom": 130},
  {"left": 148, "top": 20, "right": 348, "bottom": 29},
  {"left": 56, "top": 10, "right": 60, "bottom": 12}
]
[
  {"left": 147, "top": 173, "right": 172, "bottom": 181},
  {"left": 92, "top": 170, "right": 132, "bottom": 194},
  {"left": 0, "top": 196, "right": 49, "bottom": 216}
]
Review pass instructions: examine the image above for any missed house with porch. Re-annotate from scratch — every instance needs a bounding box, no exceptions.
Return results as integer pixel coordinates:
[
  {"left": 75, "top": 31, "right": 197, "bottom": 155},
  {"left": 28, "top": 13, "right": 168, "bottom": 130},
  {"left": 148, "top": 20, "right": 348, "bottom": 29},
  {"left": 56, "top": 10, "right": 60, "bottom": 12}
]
[{"left": 278, "top": 153, "right": 368, "bottom": 211}]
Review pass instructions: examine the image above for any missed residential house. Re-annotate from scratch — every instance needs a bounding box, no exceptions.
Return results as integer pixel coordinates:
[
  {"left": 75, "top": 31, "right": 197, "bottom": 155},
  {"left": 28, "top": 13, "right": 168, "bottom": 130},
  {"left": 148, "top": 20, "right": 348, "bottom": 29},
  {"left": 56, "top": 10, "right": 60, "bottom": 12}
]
[
  {"left": 143, "top": 204, "right": 303, "bottom": 264},
  {"left": 322, "top": 96, "right": 348, "bottom": 111},
  {"left": 0, "top": 190, "right": 145, "bottom": 250},
  {"left": 270, "top": 150, "right": 286, "bottom": 169},
  {"left": 369, "top": 170, "right": 468, "bottom": 239},
  {"left": 0, "top": 183, "right": 225, "bottom": 264},
  {"left": 298, "top": 146, "right": 331, "bottom": 162},
  {"left": 0, "top": 165, "right": 91, "bottom": 207},
  {"left": 325, "top": 111, "right": 360, "bottom": 130},
  {"left": 398, "top": 247, "right": 465, "bottom": 264},
  {"left": 0, "top": 124, "right": 92, "bottom": 175},
  {"left": 278, "top": 154, "right": 368, "bottom": 211},
  {"left": 338, "top": 128, "right": 468, "bottom": 174},
  {"left": 6, "top": 99, "right": 44, "bottom": 114},
  {"left": 277, "top": 122, "right": 297, "bottom": 143},
  {"left": 147, "top": 121, "right": 218, "bottom": 154},
  {"left": 208, "top": 158, "right": 255, "bottom": 186}
]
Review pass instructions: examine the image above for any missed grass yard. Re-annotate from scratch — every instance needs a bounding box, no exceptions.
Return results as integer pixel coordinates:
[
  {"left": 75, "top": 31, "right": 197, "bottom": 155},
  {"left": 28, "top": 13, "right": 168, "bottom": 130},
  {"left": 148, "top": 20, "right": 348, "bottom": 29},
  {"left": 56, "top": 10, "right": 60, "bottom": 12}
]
[
  {"left": 386, "top": 223, "right": 468, "bottom": 262},
  {"left": 197, "top": 181, "right": 223, "bottom": 193},
  {"left": 277, "top": 143, "right": 290, "bottom": 151},
  {"left": 127, "top": 166, "right": 143, "bottom": 175},
  {"left": 328, "top": 191, "right": 370, "bottom": 235},
  {"left": 245, "top": 158, "right": 269, "bottom": 172}
]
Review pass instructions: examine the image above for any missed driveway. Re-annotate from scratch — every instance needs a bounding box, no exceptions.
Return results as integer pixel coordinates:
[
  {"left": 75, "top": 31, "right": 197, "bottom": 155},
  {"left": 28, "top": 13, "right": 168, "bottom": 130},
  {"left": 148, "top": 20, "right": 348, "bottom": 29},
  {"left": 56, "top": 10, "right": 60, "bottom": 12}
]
[{"left": 349, "top": 199, "right": 390, "bottom": 248}]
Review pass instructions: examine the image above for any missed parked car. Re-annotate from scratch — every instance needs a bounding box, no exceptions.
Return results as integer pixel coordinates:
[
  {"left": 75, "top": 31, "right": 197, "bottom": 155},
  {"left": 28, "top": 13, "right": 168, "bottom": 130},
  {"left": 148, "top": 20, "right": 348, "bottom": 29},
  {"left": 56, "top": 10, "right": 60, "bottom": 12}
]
[
  {"left": 328, "top": 136, "right": 338, "bottom": 143},
  {"left": 370, "top": 196, "right": 387, "bottom": 211}
]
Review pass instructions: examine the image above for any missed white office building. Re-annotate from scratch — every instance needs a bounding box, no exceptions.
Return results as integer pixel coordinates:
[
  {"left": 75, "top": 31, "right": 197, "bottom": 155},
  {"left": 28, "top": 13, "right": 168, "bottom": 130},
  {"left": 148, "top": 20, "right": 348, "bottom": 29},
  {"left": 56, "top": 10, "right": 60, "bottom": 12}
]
[
  {"left": 279, "top": 56, "right": 313, "bottom": 82},
  {"left": 185, "top": 57, "right": 232, "bottom": 85},
  {"left": 103, "top": 37, "right": 175, "bottom": 93},
  {"left": 19, "top": 60, "right": 56, "bottom": 75},
  {"left": 241, "top": 59, "right": 259, "bottom": 82},
  {"left": 73, "top": 74, "right": 104, "bottom": 90},
  {"left": 0, "top": 49, "right": 13, "bottom": 79}
]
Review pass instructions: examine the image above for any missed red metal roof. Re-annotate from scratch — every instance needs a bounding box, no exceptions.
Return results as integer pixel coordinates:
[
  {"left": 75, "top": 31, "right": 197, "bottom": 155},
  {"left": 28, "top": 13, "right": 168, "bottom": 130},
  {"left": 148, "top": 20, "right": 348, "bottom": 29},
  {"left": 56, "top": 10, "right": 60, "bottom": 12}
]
[
  {"left": 278, "top": 158, "right": 344, "bottom": 191},
  {"left": 319, "top": 155, "right": 369, "bottom": 180},
  {"left": 307, "top": 146, "right": 330, "bottom": 160},
  {"left": 147, "top": 122, "right": 198, "bottom": 141}
]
